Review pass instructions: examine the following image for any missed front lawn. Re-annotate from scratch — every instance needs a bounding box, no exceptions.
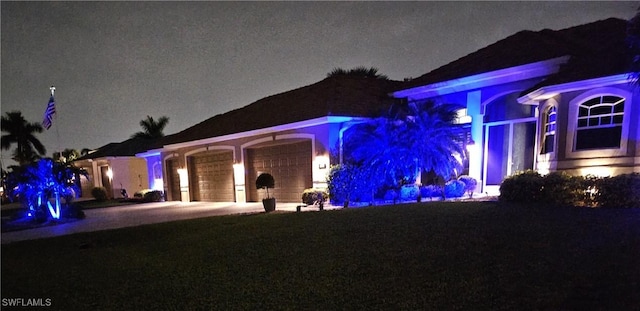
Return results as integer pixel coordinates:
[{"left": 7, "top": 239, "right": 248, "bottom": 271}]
[{"left": 2, "top": 202, "right": 639, "bottom": 310}]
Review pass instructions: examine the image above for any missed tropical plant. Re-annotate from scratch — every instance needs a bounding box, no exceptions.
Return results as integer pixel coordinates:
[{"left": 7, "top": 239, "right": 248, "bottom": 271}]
[
  {"left": 404, "top": 101, "right": 465, "bottom": 181},
  {"left": 131, "top": 115, "right": 170, "bottom": 139},
  {"left": 343, "top": 117, "right": 418, "bottom": 195},
  {"left": 53, "top": 148, "right": 81, "bottom": 163},
  {"left": 627, "top": 6, "right": 640, "bottom": 86},
  {"left": 1, "top": 111, "right": 46, "bottom": 165},
  {"left": 327, "top": 66, "right": 389, "bottom": 80},
  {"left": 341, "top": 100, "right": 464, "bottom": 200},
  {"left": 5, "top": 158, "right": 87, "bottom": 219},
  {"left": 458, "top": 175, "right": 478, "bottom": 198}
]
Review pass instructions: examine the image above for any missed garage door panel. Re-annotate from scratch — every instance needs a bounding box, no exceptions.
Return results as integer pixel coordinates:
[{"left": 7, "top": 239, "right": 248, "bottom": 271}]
[
  {"left": 189, "top": 151, "right": 234, "bottom": 202},
  {"left": 247, "top": 140, "right": 312, "bottom": 202}
]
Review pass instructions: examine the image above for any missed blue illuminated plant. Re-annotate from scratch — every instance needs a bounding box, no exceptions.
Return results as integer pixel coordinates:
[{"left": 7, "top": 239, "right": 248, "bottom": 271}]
[
  {"left": 340, "top": 100, "right": 464, "bottom": 203},
  {"left": 6, "top": 158, "right": 86, "bottom": 220}
]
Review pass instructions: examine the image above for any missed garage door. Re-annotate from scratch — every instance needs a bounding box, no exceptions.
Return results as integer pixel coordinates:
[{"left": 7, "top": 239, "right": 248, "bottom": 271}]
[
  {"left": 247, "top": 140, "right": 312, "bottom": 202},
  {"left": 189, "top": 151, "right": 235, "bottom": 202}
]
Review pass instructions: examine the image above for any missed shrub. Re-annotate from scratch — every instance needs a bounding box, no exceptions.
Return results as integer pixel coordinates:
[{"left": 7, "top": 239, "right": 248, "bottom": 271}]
[
  {"left": 539, "top": 172, "right": 581, "bottom": 207},
  {"left": 327, "top": 164, "right": 374, "bottom": 205},
  {"left": 400, "top": 185, "right": 420, "bottom": 201},
  {"left": 420, "top": 185, "right": 442, "bottom": 199},
  {"left": 596, "top": 173, "right": 640, "bottom": 208},
  {"left": 133, "top": 189, "right": 165, "bottom": 202},
  {"left": 91, "top": 187, "right": 108, "bottom": 202},
  {"left": 383, "top": 189, "right": 398, "bottom": 202},
  {"left": 301, "top": 188, "right": 328, "bottom": 205},
  {"left": 444, "top": 180, "right": 465, "bottom": 198},
  {"left": 458, "top": 175, "right": 478, "bottom": 198},
  {"left": 499, "top": 170, "right": 544, "bottom": 203}
]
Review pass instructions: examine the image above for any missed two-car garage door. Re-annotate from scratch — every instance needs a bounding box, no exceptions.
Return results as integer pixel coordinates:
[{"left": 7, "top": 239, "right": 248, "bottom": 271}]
[{"left": 247, "top": 140, "right": 312, "bottom": 203}]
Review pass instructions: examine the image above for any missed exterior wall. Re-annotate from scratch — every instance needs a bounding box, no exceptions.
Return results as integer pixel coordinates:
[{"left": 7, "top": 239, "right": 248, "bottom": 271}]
[
  {"left": 536, "top": 83, "right": 640, "bottom": 176},
  {"left": 74, "top": 156, "right": 149, "bottom": 199},
  {"left": 159, "top": 120, "right": 351, "bottom": 203},
  {"left": 109, "top": 157, "right": 149, "bottom": 199}
]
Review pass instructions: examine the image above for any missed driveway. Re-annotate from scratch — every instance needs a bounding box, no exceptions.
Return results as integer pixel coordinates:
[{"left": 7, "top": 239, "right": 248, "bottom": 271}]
[{"left": 1, "top": 201, "right": 337, "bottom": 244}]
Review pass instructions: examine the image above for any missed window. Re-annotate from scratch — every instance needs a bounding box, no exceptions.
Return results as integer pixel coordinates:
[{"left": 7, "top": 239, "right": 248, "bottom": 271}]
[
  {"left": 575, "top": 95, "right": 624, "bottom": 150},
  {"left": 541, "top": 106, "right": 556, "bottom": 154}
]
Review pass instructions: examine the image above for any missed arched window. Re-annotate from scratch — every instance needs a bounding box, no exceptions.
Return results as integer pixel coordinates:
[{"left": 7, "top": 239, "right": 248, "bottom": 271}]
[
  {"left": 541, "top": 106, "right": 556, "bottom": 154},
  {"left": 575, "top": 95, "right": 624, "bottom": 150}
]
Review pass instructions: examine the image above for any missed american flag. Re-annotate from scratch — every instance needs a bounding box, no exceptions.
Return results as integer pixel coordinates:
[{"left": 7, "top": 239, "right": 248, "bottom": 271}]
[{"left": 42, "top": 96, "right": 56, "bottom": 130}]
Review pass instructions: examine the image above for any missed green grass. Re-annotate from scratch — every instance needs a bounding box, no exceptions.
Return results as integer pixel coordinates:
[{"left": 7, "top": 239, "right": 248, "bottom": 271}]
[{"left": 2, "top": 202, "right": 639, "bottom": 310}]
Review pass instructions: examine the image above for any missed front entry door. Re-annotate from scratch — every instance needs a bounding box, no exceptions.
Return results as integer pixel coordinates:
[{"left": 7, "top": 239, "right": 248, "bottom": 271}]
[{"left": 483, "top": 119, "right": 536, "bottom": 194}]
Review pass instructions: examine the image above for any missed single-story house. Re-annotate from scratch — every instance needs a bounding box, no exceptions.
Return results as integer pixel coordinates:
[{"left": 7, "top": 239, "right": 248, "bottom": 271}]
[{"left": 83, "top": 17, "right": 639, "bottom": 202}]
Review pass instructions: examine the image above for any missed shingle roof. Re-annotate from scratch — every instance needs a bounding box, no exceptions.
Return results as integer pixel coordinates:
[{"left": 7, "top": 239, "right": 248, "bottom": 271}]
[
  {"left": 76, "top": 137, "right": 157, "bottom": 160},
  {"left": 522, "top": 18, "right": 631, "bottom": 92},
  {"left": 399, "top": 18, "right": 630, "bottom": 92},
  {"left": 159, "top": 75, "right": 406, "bottom": 146}
]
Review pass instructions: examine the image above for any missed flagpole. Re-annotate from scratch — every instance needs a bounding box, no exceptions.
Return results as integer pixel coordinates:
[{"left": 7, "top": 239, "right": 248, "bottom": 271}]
[{"left": 50, "top": 86, "right": 61, "bottom": 161}]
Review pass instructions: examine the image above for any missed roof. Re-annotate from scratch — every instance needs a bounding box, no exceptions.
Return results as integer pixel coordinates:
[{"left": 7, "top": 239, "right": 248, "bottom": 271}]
[
  {"left": 522, "top": 18, "right": 631, "bottom": 93},
  {"left": 75, "top": 137, "right": 158, "bottom": 160},
  {"left": 159, "top": 75, "right": 406, "bottom": 146},
  {"left": 399, "top": 18, "right": 631, "bottom": 92}
]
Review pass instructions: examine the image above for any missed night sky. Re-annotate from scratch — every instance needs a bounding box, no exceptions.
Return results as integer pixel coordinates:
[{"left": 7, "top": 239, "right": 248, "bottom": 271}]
[{"left": 1, "top": 1, "right": 636, "bottom": 167}]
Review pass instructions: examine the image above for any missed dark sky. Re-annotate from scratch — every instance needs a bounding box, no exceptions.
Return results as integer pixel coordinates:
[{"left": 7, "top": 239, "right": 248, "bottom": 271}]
[{"left": 1, "top": 1, "right": 637, "bottom": 166}]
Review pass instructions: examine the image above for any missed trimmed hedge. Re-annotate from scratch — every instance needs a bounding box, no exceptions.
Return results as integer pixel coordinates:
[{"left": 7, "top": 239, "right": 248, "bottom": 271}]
[
  {"left": 500, "top": 171, "right": 640, "bottom": 208},
  {"left": 596, "top": 173, "right": 640, "bottom": 208}
]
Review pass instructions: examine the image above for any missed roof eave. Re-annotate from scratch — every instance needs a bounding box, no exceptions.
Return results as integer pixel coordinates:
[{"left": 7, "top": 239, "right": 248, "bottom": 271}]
[
  {"left": 392, "top": 56, "right": 570, "bottom": 100},
  {"left": 517, "top": 73, "right": 630, "bottom": 105},
  {"left": 159, "top": 116, "right": 367, "bottom": 151}
]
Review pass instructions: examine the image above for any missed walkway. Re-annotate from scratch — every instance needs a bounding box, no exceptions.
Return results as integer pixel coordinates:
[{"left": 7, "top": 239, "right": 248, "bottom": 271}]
[{"left": 1, "top": 201, "right": 338, "bottom": 244}]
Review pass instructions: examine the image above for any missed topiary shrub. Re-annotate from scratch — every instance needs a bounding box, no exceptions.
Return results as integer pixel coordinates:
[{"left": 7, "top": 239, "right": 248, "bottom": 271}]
[
  {"left": 458, "top": 175, "right": 478, "bottom": 198},
  {"left": 444, "top": 180, "right": 465, "bottom": 198},
  {"left": 91, "top": 187, "right": 108, "bottom": 202},
  {"left": 499, "top": 170, "right": 544, "bottom": 203},
  {"left": 595, "top": 173, "right": 640, "bottom": 208},
  {"left": 256, "top": 173, "right": 275, "bottom": 199}
]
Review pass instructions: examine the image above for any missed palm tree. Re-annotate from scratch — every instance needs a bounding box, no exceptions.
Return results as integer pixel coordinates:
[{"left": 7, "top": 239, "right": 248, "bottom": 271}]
[
  {"left": 343, "top": 116, "right": 418, "bottom": 197},
  {"left": 131, "top": 115, "right": 170, "bottom": 139},
  {"left": 404, "top": 100, "right": 464, "bottom": 182},
  {"left": 1, "top": 111, "right": 46, "bottom": 165},
  {"left": 342, "top": 100, "right": 464, "bottom": 199},
  {"left": 327, "top": 66, "right": 389, "bottom": 80},
  {"left": 53, "top": 148, "right": 80, "bottom": 163}
]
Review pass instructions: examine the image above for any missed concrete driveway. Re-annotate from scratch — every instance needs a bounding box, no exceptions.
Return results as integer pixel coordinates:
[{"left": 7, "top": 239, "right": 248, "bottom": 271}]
[{"left": 1, "top": 201, "right": 337, "bottom": 244}]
